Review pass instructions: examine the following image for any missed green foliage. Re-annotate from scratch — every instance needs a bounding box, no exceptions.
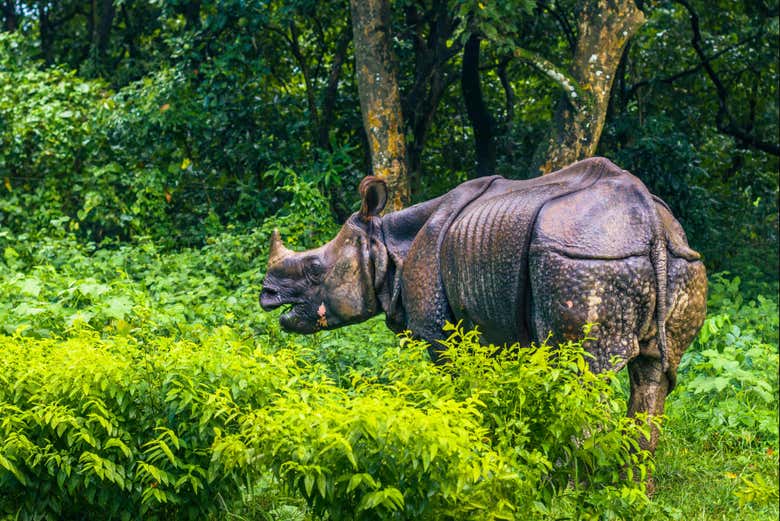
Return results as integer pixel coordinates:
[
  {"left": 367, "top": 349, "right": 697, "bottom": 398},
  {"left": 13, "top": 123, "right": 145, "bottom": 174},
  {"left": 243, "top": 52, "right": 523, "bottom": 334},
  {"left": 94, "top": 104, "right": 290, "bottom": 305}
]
[
  {"left": 258, "top": 167, "right": 341, "bottom": 249},
  {"left": 669, "top": 274, "right": 779, "bottom": 450},
  {"left": 1, "top": 1, "right": 778, "bottom": 518},
  {"left": 1, "top": 231, "right": 778, "bottom": 521},
  {"left": 2, "top": 0, "right": 778, "bottom": 274},
  {"left": 602, "top": 0, "right": 779, "bottom": 282},
  {"left": 0, "top": 21, "right": 358, "bottom": 247},
  {"left": 0, "top": 233, "right": 664, "bottom": 520},
  {"left": 0, "top": 326, "right": 297, "bottom": 520},
  {"left": 0, "top": 320, "right": 660, "bottom": 520},
  {"left": 0, "top": 34, "right": 110, "bottom": 238},
  {"left": 657, "top": 274, "right": 779, "bottom": 515}
]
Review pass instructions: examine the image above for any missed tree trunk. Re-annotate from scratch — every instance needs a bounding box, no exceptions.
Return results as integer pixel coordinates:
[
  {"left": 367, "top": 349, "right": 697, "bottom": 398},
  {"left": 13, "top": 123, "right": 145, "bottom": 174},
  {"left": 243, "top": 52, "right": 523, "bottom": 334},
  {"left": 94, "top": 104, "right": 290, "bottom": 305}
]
[
  {"left": 402, "top": 0, "right": 461, "bottom": 193},
  {"left": 38, "top": 4, "right": 53, "bottom": 64},
  {"left": 350, "top": 0, "right": 409, "bottom": 210},
  {"left": 461, "top": 33, "right": 497, "bottom": 177},
  {"left": 533, "top": 0, "right": 644, "bottom": 174},
  {"left": 91, "top": 0, "right": 115, "bottom": 74},
  {"left": 182, "top": 0, "right": 201, "bottom": 30},
  {"left": 1, "top": 0, "right": 17, "bottom": 32}
]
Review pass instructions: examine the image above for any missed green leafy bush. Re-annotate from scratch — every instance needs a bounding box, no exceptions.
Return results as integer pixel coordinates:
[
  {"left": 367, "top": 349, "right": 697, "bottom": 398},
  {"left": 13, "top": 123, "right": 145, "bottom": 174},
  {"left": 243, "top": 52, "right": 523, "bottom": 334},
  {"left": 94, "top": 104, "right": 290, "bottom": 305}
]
[
  {"left": 0, "top": 180, "right": 337, "bottom": 340},
  {"left": 669, "top": 274, "right": 779, "bottom": 450},
  {"left": 0, "top": 326, "right": 298, "bottom": 520},
  {"left": 0, "top": 323, "right": 660, "bottom": 520},
  {"left": 1, "top": 234, "right": 776, "bottom": 520},
  {"left": 0, "top": 229, "right": 662, "bottom": 521},
  {"left": 0, "top": 31, "right": 350, "bottom": 248},
  {"left": 661, "top": 274, "right": 779, "bottom": 512}
]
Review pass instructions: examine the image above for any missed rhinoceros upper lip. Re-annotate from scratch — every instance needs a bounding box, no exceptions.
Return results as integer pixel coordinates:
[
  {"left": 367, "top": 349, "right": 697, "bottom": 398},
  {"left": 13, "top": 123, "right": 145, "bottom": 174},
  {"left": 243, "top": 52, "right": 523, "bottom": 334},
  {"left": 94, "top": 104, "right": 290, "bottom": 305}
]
[{"left": 260, "top": 291, "right": 303, "bottom": 313}]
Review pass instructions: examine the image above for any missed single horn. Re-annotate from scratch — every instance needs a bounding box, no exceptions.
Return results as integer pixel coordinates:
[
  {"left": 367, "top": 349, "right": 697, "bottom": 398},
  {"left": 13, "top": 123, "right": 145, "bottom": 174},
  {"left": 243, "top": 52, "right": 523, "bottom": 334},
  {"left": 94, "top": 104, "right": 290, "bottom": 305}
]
[{"left": 269, "top": 228, "right": 292, "bottom": 262}]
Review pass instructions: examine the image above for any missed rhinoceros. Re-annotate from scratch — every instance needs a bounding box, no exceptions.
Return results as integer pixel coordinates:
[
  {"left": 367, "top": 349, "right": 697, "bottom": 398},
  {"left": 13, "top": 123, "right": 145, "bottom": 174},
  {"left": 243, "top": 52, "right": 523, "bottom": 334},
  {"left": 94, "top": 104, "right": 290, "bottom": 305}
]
[{"left": 260, "top": 157, "right": 707, "bottom": 456}]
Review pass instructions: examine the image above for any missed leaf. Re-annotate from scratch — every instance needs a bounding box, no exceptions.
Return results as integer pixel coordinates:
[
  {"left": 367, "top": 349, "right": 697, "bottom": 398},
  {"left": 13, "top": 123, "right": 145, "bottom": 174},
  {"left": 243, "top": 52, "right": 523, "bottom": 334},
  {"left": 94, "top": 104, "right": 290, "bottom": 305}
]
[
  {"left": 357, "top": 490, "right": 384, "bottom": 511},
  {"left": 101, "top": 296, "right": 133, "bottom": 320},
  {"left": 19, "top": 277, "right": 42, "bottom": 297},
  {"left": 157, "top": 440, "right": 176, "bottom": 465},
  {"left": 304, "top": 472, "right": 315, "bottom": 497},
  {"left": 0, "top": 453, "right": 28, "bottom": 485},
  {"left": 76, "top": 281, "right": 111, "bottom": 299},
  {"left": 382, "top": 487, "right": 405, "bottom": 510},
  {"left": 105, "top": 438, "right": 133, "bottom": 460},
  {"left": 347, "top": 473, "right": 363, "bottom": 493}
]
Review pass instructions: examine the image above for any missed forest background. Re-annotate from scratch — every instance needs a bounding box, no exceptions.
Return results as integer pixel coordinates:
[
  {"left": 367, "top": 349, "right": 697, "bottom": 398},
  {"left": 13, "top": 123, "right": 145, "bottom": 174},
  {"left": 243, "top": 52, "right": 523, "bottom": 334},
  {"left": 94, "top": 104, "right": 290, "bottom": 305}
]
[{"left": 0, "top": 0, "right": 777, "bottom": 520}]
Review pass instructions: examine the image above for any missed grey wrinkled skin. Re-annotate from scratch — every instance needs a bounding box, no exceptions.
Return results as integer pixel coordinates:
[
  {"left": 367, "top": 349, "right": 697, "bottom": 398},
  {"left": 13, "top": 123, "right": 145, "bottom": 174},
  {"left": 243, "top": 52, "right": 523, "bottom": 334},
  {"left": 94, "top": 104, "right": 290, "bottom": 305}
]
[{"left": 260, "top": 157, "right": 707, "bottom": 463}]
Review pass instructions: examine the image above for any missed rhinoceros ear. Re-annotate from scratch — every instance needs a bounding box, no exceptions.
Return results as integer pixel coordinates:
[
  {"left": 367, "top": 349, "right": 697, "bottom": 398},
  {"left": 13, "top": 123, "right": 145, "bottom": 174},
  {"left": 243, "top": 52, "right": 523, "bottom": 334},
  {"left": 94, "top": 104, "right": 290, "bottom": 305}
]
[{"left": 359, "top": 176, "right": 388, "bottom": 220}]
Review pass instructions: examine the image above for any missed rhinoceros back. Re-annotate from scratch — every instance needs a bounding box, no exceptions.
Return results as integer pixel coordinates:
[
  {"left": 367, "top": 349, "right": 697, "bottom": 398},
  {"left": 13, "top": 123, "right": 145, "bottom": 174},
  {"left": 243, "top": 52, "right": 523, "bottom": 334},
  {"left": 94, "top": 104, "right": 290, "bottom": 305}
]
[
  {"left": 440, "top": 160, "right": 609, "bottom": 345},
  {"left": 440, "top": 159, "right": 665, "bottom": 347}
]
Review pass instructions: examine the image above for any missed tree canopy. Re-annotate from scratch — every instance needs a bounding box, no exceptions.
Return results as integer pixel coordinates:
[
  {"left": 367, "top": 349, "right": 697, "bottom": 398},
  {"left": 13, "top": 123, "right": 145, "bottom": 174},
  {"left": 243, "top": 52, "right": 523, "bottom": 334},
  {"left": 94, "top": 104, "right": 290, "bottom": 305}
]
[{"left": 0, "top": 0, "right": 777, "bottom": 280}]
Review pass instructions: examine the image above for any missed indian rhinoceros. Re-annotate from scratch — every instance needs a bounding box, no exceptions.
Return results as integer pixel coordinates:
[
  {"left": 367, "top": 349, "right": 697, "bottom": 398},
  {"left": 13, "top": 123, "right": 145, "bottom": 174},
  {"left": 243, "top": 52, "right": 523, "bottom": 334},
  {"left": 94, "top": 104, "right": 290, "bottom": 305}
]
[{"left": 260, "top": 157, "right": 707, "bottom": 456}]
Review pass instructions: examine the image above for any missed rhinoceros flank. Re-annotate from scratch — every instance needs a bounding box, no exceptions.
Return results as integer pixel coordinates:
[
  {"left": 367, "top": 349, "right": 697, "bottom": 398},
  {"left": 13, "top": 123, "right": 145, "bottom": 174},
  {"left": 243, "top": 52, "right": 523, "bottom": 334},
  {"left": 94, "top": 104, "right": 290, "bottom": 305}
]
[{"left": 260, "top": 156, "right": 707, "bottom": 458}]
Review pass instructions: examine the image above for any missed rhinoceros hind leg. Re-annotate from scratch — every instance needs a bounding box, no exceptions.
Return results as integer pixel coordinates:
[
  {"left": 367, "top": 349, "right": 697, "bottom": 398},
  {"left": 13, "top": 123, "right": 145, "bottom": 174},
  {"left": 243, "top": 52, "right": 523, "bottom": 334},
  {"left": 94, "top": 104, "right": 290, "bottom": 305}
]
[
  {"left": 627, "top": 354, "right": 669, "bottom": 454},
  {"left": 529, "top": 252, "right": 654, "bottom": 373},
  {"left": 626, "top": 353, "right": 670, "bottom": 495}
]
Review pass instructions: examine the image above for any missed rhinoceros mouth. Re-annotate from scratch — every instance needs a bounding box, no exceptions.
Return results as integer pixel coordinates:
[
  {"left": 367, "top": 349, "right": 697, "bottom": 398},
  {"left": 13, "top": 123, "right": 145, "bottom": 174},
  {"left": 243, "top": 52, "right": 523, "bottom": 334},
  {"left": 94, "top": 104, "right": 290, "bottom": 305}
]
[
  {"left": 259, "top": 287, "right": 294, "bottom": 312},
  {"left": 279, "top": 303, "right": 320, "bottom": 334},
  {"left": 279, "top": 304, "right": 297, "bottom": 322}
]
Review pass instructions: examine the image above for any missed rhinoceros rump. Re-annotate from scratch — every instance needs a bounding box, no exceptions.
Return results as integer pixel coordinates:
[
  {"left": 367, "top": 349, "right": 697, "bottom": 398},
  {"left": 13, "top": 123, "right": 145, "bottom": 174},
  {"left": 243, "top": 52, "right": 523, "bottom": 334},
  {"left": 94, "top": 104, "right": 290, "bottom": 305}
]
[{"left": 260, "top": 157, "right": 707, "bottom": 461}]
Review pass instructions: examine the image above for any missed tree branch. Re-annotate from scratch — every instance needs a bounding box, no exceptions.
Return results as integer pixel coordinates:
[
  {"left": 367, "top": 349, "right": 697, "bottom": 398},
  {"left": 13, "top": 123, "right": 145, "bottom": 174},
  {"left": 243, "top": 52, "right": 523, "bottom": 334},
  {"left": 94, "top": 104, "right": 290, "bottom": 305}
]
[
  {"left": 318, "top": 24, "right": 352, "bottom": 149},
  {"left": 537, "top": 0, "right": 575, "bottom": 52},
  {"left": 497, "top": 56, "right": 515, "bottom": 123},
  {"left": 462, "top": 33, "right": 496, "bottom": 177},
  {"left": 626, "top": 34, "right": 759, "bottom": 98},
  {"left": 287, "top": 20, "right": 320, "bottom": 128},
  {"left": 513, "top": 46, "right": 583, "bottom": 110},
  {"left": 675, "top": 0, "right": 778, "bottom": 155}
]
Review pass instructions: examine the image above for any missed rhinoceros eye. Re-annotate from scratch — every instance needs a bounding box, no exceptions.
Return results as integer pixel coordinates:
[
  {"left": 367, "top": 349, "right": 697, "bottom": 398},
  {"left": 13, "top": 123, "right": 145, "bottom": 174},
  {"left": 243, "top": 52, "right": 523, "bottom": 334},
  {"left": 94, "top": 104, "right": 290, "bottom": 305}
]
[{"left": 304, "top": 258, "right": 325, "bottom": 282}]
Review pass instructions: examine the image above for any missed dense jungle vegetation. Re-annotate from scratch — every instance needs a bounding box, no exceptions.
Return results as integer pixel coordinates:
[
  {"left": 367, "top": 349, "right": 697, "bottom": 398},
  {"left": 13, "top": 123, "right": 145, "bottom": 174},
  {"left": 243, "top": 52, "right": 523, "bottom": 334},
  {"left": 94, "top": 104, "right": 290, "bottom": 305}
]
[{"left": 0, "top": 0, "right": 778, "bottom": 519}]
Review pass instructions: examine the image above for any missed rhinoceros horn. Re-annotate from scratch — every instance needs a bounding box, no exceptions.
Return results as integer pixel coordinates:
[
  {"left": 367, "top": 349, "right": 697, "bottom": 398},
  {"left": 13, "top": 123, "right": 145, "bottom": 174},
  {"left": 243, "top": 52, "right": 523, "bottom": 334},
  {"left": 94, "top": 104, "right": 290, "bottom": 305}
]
[{"left": 269, "top": 228, "right": 293, "bottom": 263}]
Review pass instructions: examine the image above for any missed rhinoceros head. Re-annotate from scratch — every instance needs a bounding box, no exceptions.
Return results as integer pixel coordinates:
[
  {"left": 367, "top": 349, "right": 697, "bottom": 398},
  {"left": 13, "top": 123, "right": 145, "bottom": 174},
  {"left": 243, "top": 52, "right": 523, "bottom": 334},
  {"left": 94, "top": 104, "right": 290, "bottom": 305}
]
[{"left": 260, "top": 177, "right": 389, "bottom": 333}]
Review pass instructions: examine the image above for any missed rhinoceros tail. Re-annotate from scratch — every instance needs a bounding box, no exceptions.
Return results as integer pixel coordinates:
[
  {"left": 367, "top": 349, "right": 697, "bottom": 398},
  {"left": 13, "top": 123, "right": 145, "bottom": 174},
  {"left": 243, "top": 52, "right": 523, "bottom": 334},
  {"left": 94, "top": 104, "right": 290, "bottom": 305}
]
[{"left": 650, "top": 206, "right": 670, "bottom": 377}]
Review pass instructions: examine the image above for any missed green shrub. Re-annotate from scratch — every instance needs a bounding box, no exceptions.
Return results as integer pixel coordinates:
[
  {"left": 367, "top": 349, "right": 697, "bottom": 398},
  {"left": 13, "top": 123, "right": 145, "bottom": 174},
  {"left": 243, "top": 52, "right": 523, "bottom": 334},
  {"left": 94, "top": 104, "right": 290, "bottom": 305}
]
[
  {"left": 661, "top": 273, "right": 779, "bottom": 512},
  {"left": 0, "top": 316, "right": 661, "bottom": 520},
  {"left": 2, "top": 233, "right": 776, "bottom": 520},
  {"left": 669, "top": 274, "right": 779, "bottom": 450},
  {"left": 0, "top": 32, "right": 347, "bottom": 248},
  {"left": 0, "top": 326, "right": 299, "bottom": 520}
]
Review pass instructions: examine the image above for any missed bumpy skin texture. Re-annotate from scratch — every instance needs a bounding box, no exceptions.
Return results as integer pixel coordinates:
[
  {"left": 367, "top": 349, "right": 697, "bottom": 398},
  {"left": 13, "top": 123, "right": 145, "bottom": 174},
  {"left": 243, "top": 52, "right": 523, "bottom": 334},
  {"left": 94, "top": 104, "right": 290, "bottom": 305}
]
[{"left": 260, "top": 156, "right": 707, "bottom": 461}]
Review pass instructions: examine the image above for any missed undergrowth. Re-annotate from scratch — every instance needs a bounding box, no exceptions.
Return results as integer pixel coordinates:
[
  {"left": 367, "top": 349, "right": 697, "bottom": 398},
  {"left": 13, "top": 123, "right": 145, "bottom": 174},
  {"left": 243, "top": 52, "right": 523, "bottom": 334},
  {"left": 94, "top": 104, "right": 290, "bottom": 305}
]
[{"left": 0, "top": 232, "right": 777, "bottom": 520}]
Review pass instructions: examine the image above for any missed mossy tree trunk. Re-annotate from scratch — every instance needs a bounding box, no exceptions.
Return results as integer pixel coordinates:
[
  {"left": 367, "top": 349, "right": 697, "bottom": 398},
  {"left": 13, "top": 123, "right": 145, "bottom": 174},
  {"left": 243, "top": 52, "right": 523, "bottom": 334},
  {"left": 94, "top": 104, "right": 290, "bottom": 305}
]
[
  {"left": 350, "top": 0, "right": 410, "bottom": 210},
  {"left": 531, "top": 0, "right": 645, "bottom": 174}
]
